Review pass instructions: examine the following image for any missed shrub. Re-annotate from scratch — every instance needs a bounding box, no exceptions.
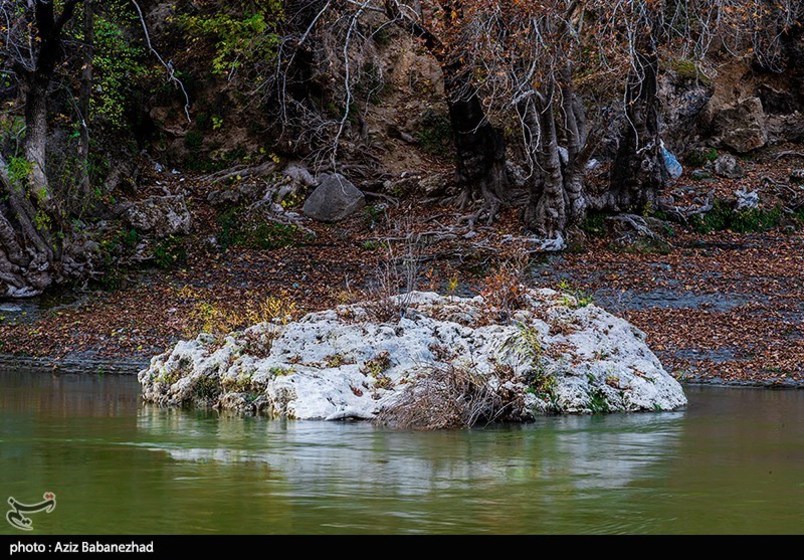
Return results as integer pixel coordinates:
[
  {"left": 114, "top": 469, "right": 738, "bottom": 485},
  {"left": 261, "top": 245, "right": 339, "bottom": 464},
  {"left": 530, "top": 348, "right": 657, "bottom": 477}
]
[
  {"left": 184, "top": 294, "right": 297, "bottom": 337},
  {"left": 556, "top": 279, "right": 594, "bottom": 308},
  {"left": 218, "top": 208, "right": 302, "bottom": 250},
  {"left": 691, "top": 199, "right": 783, "bottom": 234},
  {"left": 479, "top": 255, "right": 530, "bottom": 323},
  {"left": 416, "top": 110, "right": 454, "bottom": 157},
  {"left": 153, "top": 236, "right": 188, "bottom": 269},
  {"left": 375, "top": 363, "right": 519, "bottom": 430},
  {"left": 580, "top": 211, "right": 608, "bottom": 238}
]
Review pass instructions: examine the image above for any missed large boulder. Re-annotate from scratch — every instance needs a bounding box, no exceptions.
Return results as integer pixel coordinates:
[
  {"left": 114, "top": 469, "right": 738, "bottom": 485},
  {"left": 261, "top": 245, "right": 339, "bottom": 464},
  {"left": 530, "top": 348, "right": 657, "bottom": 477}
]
[
  {"left": 658, "top": 70, "right": 713, "bottom": 151},
  {"left": 712, "top": 97, "right": 768, "bottom": 153},
  {"left": 302, "top": 173, "right": 365, "bottom": 222},
  {"left": 139, "top": 290, "right": 687, "bottom": 425},
  {"left": 122, "top": 195, "right": 191, "bottom": 237}
]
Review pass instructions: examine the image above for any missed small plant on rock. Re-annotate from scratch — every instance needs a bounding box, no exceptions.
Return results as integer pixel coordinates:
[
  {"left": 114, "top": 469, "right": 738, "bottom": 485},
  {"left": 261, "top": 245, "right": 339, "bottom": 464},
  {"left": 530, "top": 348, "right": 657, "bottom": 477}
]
[{"left": 479, "top": 255, "right": 530, "bottom": 323}]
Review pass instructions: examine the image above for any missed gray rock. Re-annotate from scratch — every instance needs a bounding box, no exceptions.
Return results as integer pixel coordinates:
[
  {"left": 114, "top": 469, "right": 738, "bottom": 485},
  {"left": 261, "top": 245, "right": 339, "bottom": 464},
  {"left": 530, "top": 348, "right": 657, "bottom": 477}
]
[
  {"left": 657, "top": 71, "right": 712, "bottom": 151},
  {"left": 790, "top": 169, "right": 804, "bottom": 184},
  {"left": 303, "top": 174, "right": 365, "bottom": 222},
  {"left": 691, "top": 169, "right": 713, "bottom": 180},
  {"left": 735, "top": 188, "right": 759, "bottom": 210},
  {"left": 713, "top": 97, "right": 767, "bottom": 153},
  {"left": 122, "top": 195, "right": 191, "bottom": 237},
  {"left": 283, "top": 164, "right": 317, "bottom": 188},
  {"left": 207, "top": 182, "right": 264, "bottom": 206},
  {"left": 713, "top": 154, "right": 744, "bottom": 179}
]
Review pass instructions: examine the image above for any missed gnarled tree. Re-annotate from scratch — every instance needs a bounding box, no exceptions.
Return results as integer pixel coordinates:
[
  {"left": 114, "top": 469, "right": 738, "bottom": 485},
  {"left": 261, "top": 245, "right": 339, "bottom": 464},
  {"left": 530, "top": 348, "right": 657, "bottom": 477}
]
[{"left": 0, "top": 0, "right": 83, "bottom": 296}]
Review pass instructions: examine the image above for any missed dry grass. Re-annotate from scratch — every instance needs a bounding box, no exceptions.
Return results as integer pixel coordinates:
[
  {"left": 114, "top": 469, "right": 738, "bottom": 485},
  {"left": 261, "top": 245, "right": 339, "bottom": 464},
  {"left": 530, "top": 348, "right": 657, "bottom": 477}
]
[
  {"left": 184, "top": 293, "right": 298, "bottom": 338},
  {"left": 364, "top": 220, "right": 423, "bottom": 322},
  {"left": 478, "top": 252, "right": 530, "bottom": 324},
  {"left": 375, "top": 363, "right": 522, "bottom": 430}
]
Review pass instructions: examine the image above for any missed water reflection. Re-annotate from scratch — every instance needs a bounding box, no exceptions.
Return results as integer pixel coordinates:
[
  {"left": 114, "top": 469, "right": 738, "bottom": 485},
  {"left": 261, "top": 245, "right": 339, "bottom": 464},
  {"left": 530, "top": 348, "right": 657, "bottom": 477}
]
[
  {"left": 2, "top": 370, "right": 803, "bottom": 534},
  {"left": 136, "top": 405, "right": 684, "bottom": 496}
]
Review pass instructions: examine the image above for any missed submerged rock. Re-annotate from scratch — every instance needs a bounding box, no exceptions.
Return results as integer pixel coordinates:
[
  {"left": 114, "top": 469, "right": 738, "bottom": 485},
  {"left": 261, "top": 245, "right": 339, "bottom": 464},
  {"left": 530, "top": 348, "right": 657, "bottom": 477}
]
[{"left": 139, "top": 290, "right": 687, "bottom": 426}]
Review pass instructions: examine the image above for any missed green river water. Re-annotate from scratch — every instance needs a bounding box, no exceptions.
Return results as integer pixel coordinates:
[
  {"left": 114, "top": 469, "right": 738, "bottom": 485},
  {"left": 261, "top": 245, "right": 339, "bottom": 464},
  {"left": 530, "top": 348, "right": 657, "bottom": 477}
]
[{"left": 1, "top": 370, "right": 802, "bottom": 534}]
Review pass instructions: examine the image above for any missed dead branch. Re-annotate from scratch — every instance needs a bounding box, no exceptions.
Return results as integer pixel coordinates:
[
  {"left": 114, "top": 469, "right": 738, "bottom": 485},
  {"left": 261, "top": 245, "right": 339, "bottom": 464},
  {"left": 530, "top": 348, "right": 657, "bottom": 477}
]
[{"left": 774, "top": 151, "right": 804, "bottom": 161}]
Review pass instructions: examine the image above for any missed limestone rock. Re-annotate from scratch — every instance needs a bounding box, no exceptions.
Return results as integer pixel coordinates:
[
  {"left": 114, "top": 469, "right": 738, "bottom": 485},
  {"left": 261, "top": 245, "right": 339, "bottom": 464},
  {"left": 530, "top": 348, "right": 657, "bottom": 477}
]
[
  {"left": 302, "top": 174, "right": 366, "bottom": 222},
  {"left": 139, "top": 290, "right": 687, "bottom": 424},
  {"left": 122, "top": 195, "right": 191, "bottom": 237},
  {"left": 735, "top": 188, "right": 759, "bottom": 210},
  {"left": 713, "top": 154, "right": 744, "bottom": 179},
  {"left": 713, "top": 97, "right": 767, "bottom": 153}
]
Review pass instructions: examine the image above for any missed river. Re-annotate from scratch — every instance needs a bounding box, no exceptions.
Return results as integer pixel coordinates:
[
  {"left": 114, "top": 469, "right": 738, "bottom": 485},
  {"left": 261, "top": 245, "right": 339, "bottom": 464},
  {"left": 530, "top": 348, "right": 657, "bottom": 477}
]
[{"left": 1, "top": 369, "right": 802, "bottom": 534}]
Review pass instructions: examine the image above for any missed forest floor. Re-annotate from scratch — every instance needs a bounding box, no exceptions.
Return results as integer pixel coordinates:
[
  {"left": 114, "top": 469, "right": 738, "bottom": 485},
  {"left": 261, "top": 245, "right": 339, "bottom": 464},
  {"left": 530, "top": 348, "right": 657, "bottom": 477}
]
[{"left": 0, "top": 147, "right": 802, "bottom": 385}]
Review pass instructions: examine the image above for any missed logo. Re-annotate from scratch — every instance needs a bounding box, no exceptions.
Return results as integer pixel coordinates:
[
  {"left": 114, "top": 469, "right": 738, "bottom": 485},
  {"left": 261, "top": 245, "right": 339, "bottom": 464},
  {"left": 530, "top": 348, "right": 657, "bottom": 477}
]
[{"left": 6, "top": 492, "right": 56, "bottom": 531}]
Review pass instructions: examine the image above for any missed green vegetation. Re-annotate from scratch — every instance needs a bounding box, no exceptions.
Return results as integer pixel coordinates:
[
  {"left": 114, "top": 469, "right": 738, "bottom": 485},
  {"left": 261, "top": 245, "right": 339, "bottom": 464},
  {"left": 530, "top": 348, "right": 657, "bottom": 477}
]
[
  {"left": 362, "top": 351, "right": 392, "bottom": 378},
  {"left": 179, "top": 2, "right": 283, "bottom": 80},
  {"left": 692, "top": 199, "right": 783, "bottom": 234},
  {"left": 686, "top": 147, "right": 718, "bottom": 167},
  {"left": 325, "top": 353, "right": 350, "bottom": 368},
  {"left": 669, "top": 58, "right": 711, "bottom": 85},
  {"left": 503, "top": 323, "right": 558, "bottom": 403},
  {"left": 91, "top": 10, "right": 149, "bottom": 129},
  {"left": 6, "top": 156, "right": 33, "bottom": 190},
  {"left": 218, "top": 208, "right": 303, "bottom": 250},
  {"left": 363, "top": 204, "right": 385, "bottom": 228},
  {"left": 580, "top": 211, "right": 608, "bottom": 238},
  {"left": 154, "top": 236, "right": 188, "bottom": 269},
  {"left": 557, "top": 279, "right": 594, "bottom": 308},
  {"left": 416, "top": 110, "right": 453, "bottom": 157},
  {"left": 194, "top": 376, "right": 222, "bottom": 400},
  {"left": 588, "top": 386, "right": 610, "bottom": 414},
  {"left": 269, "top": 366, "right": 294, "bottom": 377}
]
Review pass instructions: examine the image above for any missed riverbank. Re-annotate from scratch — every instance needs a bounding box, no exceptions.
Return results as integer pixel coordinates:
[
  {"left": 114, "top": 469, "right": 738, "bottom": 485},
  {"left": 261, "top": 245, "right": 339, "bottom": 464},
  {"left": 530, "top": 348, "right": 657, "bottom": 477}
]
[{"left": 0, "top": 147, "right": 802, "bottom": 386}]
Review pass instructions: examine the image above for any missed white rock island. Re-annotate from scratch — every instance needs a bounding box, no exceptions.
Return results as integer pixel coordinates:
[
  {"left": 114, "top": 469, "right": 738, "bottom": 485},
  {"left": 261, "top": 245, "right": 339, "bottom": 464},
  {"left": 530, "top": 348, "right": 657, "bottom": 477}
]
[{"left": 139, "top": 289, "right": 686, "bottom": 427}]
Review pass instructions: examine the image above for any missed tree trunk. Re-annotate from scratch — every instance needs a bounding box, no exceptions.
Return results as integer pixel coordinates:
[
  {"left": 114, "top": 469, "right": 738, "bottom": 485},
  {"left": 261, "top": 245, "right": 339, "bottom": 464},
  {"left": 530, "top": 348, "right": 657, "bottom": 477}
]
[
  {"left": 382, "top": 0, "right": 508, "bottom": 222},
  {"left": 523, "top": 96, "right": 566, "bottom": 238},
  {"left": 522, "top": 71, "right": 591, "bottom": 239},
  {"left": 0, "top": 0, "right": 83, "bottom": 296},
  {"left": 78, "top": 0, "right": 94, "bottom": 199},
  {"left": 443, "top": 65, "right": 509, "bottom": 222},
  {"left": 22, "top": 74, "right": 51, "bottom": 201},
  {"left": 609, "top": 49, "right": 664, "bottom": 212},
  {"left": 0, "top": 155, "right": 57, "bottom": 296}
]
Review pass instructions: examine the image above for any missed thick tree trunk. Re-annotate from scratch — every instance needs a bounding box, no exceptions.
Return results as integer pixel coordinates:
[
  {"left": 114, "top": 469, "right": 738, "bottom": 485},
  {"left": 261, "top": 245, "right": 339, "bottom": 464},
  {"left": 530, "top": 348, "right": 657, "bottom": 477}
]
[
  {"left": 382, "top": 0, "right": 508, "bottom": 222},
  {"left": 0, "top": 155, "right": 58, "bottom": 296},
  {"left": 523, "top": 97, "right": 566, "bottom": 238},
  {"left": 609, "top": 49, "right": 664, "bottom": 212},
  {"left": 522, "top": 73, "right": 591, "bottom": 239},
  {"left": 0, "top": 0, "right": 83, "bottom": 296},
  {"left": 443, "top": 65, "right": 508, "bottom": 221},
  {"left": 560, "top": 72, "right": 588, "bottom": 225}
]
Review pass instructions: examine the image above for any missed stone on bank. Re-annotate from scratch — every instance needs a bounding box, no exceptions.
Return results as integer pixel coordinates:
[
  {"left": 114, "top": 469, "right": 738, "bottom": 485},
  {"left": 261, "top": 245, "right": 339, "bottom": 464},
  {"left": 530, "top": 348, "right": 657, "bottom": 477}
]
[{"left": 139, "top": 290, "right": 686, "bottom": 427}]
